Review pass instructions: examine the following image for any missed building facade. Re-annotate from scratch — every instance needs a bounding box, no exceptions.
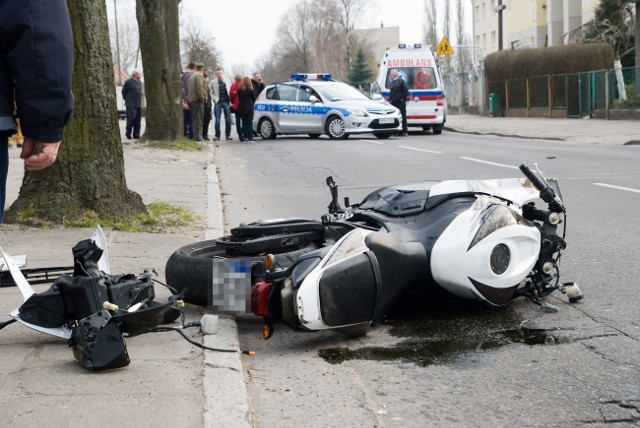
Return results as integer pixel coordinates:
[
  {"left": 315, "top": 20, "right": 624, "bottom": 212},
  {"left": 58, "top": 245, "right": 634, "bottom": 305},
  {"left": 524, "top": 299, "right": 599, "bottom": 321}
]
[{"left": 472, "top": 0, "right": 600, "bottom": 56}]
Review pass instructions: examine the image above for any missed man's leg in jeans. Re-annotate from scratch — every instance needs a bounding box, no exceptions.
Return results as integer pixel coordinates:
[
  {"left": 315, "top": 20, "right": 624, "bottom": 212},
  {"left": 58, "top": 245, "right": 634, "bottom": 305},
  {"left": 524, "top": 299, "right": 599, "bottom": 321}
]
[
  {"left": 223, "top": 102, "right": 231, "bottom": 138},
  {"left": 0, "top": 133, "right": 9, "bottom": 223},
  {"left": 214, "top": 102, "right": 222, "bottom": 139}
]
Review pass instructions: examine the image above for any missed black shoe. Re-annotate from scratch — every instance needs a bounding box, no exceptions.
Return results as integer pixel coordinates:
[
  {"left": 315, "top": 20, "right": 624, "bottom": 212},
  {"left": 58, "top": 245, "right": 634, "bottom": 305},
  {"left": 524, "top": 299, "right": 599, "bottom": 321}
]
[{"left": 126, "top": 135, "right": 132, "bottom": 140}]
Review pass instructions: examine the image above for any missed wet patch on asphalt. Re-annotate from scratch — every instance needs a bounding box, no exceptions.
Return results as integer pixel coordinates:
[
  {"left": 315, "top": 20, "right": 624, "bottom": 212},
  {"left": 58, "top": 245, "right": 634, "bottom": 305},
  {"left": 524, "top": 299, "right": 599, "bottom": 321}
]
[{"left": 319, "top": 292, "right": 575, "bottom": 366}]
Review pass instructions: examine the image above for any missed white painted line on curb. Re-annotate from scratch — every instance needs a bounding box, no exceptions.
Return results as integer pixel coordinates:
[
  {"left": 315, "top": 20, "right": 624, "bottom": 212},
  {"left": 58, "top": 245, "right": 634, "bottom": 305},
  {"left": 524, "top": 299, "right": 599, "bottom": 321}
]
[
  {"left": 397, "top": 145, "right": 442, "bottom": 154},
  {"left": 594, "top": 183, "right": 640, "bottom": 194},
  {"left": 359, "top": 139, "right": 385, "bottom": 145},
  {"left": 459, "top": 156, "right": 519, "bottom": 170}
]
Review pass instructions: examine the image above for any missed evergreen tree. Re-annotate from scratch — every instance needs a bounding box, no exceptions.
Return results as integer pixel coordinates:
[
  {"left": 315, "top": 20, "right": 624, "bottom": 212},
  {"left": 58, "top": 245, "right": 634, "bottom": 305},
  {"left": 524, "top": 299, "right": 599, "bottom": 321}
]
[{"left": 348, "top": 48, "right": 373, "bottom": 89}]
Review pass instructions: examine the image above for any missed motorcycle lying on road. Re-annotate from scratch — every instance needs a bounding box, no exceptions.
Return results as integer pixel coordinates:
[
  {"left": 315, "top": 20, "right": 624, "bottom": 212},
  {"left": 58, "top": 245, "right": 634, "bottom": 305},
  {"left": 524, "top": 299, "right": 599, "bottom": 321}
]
[{"left": 166, "top": 164, "right": 583, "bottom": 339}]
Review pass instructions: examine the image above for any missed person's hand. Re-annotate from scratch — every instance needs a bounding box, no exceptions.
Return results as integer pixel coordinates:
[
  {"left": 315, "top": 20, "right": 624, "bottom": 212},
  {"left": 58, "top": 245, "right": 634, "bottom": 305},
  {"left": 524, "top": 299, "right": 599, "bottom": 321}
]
[{"left": 20, "top": 138, "right": 61, "bottom": 171}]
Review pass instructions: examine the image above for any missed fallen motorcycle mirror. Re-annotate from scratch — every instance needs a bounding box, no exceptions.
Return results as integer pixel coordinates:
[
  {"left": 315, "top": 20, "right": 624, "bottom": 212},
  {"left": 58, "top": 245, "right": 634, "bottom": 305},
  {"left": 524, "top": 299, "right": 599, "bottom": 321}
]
[
  {"left": 0, "top": 226, "right": 252, "bottom": 371},
  {"left": 165, "top": 163, "right": 583, "bottom": 340}
]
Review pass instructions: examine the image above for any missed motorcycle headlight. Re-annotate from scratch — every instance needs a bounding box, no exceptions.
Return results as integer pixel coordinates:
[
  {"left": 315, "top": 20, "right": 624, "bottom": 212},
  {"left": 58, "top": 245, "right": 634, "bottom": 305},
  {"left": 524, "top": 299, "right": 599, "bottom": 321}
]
[
  {"left": 469, "top": 200, "right": 523, "bottom": 249},
  {"left": 490, "top": 243, "right": 511, "bottom": 275}
]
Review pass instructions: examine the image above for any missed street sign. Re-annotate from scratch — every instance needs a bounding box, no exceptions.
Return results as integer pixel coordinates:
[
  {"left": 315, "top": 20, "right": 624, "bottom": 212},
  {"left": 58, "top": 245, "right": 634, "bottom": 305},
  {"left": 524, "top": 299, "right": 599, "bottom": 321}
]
[{"left": 435, "top": 36, "right": 454, "bottom": 55}]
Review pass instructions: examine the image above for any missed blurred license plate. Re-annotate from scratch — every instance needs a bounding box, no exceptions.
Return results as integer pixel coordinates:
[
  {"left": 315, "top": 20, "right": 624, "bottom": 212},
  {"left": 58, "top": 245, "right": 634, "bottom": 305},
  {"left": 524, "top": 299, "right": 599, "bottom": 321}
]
[
  {"left": 379, "top": 118, "right": 394, "bottom": 124},
  {"left": 209, "top": 259, "right": 251, "bottom": 313}
]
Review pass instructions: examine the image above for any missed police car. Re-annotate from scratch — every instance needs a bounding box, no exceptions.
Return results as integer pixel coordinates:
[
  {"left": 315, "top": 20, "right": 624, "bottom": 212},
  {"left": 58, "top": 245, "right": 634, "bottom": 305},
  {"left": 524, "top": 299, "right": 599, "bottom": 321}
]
[{"left": 253, "top": 73, "right": 401, "bottom": 140}]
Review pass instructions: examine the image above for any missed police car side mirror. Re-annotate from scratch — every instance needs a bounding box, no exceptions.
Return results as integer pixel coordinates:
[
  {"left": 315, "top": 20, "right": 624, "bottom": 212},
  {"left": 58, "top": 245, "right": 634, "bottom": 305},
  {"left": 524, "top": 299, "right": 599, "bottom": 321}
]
[
  {"left": 308, "top": 95, "right": 319, "bottom": 103},
  {"left": 371, "top": 94, "right": 383, "bottom": 101}
]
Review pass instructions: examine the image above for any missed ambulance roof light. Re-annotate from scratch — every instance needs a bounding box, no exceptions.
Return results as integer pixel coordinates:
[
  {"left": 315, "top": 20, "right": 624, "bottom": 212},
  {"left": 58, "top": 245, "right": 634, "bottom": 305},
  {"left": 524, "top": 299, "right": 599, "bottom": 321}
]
[
  {"left": 398, "top": 43, "right": 407, "bottom": 49},
  {"left": 414, "top": 43, "right": 422, "bottom": 48},
  {"left": 291, "top": 73, "right": 332, "bottom": 81}
]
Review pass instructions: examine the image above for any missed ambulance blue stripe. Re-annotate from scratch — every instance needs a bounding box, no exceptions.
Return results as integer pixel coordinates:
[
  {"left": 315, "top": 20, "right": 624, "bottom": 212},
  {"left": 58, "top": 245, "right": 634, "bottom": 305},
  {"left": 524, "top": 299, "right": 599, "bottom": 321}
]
[{"left": 381, "top": 90, "right": 444, "bottom": 97}]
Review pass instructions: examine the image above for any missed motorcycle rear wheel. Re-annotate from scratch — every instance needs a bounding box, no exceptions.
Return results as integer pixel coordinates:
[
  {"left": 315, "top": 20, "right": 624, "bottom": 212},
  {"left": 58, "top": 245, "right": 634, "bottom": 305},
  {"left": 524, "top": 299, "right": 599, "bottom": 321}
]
[{"left": 165, "top": 240, "right": 320, "bottom": 306}]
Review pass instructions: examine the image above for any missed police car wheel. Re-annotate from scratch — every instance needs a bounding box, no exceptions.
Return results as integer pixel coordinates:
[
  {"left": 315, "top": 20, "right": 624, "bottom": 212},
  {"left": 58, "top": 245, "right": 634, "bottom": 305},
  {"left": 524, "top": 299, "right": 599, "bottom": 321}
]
[
  {"left": 433, "top": 124, "right": 444, "bottom": 135},
  {"left": 325, "top": 116, "right": 348, "bottom": 140},
  {"left": 259, "top": 118, "right": 276, "bottom": 140}
]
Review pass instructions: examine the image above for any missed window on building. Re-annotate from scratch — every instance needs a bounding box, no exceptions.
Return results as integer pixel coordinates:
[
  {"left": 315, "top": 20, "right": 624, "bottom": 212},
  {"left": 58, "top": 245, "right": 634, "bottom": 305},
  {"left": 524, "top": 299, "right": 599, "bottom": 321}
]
[
  {"left": 491, "top": 31, "right": 496, "bottom": 46},
  {"left": 482, "top": 33, "right": 487, "bottom": 48},
  {"left": 482, "top": 2, "right": 486, "bottom": 19},
  {"left": 475, "top": 35, "right": 480, "bottom": 46},
  {"left": 475, "top": 5, "right": 480, "bottom": 21}
]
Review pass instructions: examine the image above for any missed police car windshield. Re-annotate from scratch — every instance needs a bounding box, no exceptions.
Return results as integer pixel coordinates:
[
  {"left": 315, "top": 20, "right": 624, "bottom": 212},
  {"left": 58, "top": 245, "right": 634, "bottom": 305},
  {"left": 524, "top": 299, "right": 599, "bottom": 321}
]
[{"left": 315, "top": 82, "right": 369, "bottom": 102}]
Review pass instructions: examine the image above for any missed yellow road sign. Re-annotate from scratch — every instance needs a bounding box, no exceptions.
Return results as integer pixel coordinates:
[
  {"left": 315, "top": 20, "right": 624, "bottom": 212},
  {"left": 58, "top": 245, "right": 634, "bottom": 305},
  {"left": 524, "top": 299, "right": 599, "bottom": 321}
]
[{"left": 435, "top": 36, "right": 454, "bottom": 55}]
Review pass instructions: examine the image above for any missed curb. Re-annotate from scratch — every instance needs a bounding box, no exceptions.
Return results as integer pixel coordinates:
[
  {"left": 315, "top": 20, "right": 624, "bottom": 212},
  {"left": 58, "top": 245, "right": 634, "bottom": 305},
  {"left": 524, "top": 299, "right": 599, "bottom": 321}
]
[{"left": 202, "top": 141, "right": 251, "bottom": 427}]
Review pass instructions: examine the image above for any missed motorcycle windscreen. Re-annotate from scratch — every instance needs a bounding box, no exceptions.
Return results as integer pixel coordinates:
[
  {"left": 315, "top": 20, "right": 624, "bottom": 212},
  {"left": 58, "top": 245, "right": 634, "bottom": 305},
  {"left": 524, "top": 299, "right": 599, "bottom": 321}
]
[{"left": 318, "top": 252, "right": 379, "bottom": 326}]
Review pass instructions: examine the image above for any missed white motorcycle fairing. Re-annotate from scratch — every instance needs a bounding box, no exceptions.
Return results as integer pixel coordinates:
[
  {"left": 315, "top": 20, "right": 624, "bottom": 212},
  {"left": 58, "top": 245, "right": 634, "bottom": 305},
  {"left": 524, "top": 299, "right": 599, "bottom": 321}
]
[
  {"left": 429, "top": 178, "right": 542, "bottom": 206},
  {"left": 431, "top": 195, "right": 541, "bottom": 305},
  {"left": 295, "top": 228, "right": 375, "bottom": 330}
]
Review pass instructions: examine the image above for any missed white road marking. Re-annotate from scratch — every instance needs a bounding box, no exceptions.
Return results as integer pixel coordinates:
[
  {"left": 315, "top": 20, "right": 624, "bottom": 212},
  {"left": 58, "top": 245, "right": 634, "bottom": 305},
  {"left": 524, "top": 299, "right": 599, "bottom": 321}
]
[
  {"left": 397, "top": 145, "right": 442, "bottom": 154},
  {"left": 459, "top": 156, "right": 519, "bottom": 170},
  {"left": 359, "top": 139, "right": 385, "bottom": 145},
  {"left": 594, "top": 183, "right": 640, "bottom": 194}
]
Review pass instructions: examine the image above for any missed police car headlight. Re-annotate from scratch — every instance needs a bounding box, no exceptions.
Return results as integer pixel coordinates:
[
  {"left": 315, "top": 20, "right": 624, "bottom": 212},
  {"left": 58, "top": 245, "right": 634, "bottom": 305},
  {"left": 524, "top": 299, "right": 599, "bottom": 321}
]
[{"left": 345, "top": 108, "right": 368, "bottom": 117}]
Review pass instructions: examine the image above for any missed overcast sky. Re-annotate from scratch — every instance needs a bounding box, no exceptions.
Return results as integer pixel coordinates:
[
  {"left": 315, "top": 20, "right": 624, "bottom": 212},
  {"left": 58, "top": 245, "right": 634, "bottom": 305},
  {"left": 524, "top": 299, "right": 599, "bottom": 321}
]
[
  {"left": 108, "top": 0, "right": 431, "bottom": 72},
  {"left": 177, "top": 0, "right": 428, "bottom": 70}
]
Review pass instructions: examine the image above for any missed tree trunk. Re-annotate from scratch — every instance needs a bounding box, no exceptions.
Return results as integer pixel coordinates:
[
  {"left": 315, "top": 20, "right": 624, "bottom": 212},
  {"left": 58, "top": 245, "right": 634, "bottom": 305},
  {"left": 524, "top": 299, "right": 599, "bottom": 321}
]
[
  {"left": 136, "top": 0, "right": 183, "bottom": 141},
  {"left": 5, "top": 0, "right": 146, "bottom": 223}
]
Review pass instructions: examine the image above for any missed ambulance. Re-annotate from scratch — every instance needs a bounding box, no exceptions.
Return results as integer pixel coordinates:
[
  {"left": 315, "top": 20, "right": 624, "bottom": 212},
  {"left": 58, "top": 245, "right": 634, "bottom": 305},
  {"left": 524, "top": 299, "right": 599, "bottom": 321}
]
[{"left": 372, "top": 44, "right": 447, "bottom": 134}]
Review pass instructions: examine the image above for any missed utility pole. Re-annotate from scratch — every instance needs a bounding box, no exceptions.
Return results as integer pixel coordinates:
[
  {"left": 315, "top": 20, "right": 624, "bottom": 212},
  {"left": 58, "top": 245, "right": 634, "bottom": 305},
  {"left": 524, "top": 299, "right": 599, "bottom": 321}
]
[
  {"left": 635, "top": 1, "right": 639, "bottom": 95},
  {"left": 113, "top": 0, "right": 122, "bottom": 85},
  {"left": 495, "top": 0, "right": 506, "bottom": 51}
]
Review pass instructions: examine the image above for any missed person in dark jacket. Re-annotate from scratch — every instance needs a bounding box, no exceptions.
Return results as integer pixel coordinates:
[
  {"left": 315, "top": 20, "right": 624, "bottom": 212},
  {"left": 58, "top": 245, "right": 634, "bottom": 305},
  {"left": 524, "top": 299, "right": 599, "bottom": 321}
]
[
  {"left": 121, "top": 70, "right": 143, "bottom": 139},
  {"left": 0, "top": 0, "right": 74, "bottom": 223},
  {"left": 389, "top": 69, "right": 409, "bottom": 136},
  {"left": 236, "top": 77, "right": 256, "bottom": 143},
  {"left": 251, "top": 72, "right": 265, "bottom": 100}
]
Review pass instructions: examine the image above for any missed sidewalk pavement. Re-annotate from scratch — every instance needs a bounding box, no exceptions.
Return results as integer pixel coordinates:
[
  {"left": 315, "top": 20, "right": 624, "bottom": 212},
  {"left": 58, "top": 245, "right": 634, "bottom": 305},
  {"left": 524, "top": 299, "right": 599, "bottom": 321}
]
[
  {"left": 0, "top": 115, "right": 636, "bottom": 427},
  {"left": 445, "top": 114, "right": 639, "bottom": 146},
  {"left": 0, "top": 138, "right": 250, "bottom": 427}
]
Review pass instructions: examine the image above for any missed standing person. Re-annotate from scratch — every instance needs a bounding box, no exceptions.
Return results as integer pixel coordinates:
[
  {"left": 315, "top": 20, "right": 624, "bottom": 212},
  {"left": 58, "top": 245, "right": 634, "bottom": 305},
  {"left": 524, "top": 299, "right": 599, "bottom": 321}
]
[
  {"left": 188, "top": 63, "right": 207, "bottom": 141},
  {"left": 121, "top": 70, "right": 143, "bottom": 140},
  {"left": 236, "top": 77, "right": 256, "bottom": 143},
  {"left": 0, "top": 0, "right": 74, "bottom": 224},
  {"left": 228, "top": 74, "right": 244, "bottom": 141},
  {"left": 202, "top": 72, "right": 212, "bottom": 140},
  {"left": 389, "top": 69, "right": 408, "bottom": 136},
  {"left": 181, "top": 62, "right": 196, "bottom": 138},
  {"left": 251, "top": 72, "right": 265, "bottom": 99},
  {"left": 210, "top": 68, "right": 232, "bottom": 141}
]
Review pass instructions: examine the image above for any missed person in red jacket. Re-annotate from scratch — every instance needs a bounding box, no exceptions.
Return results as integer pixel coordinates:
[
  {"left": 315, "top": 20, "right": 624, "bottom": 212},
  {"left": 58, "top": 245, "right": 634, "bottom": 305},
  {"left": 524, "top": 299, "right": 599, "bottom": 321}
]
[{"left": 228, "top": 74, "right": 243, "bottom": 141}]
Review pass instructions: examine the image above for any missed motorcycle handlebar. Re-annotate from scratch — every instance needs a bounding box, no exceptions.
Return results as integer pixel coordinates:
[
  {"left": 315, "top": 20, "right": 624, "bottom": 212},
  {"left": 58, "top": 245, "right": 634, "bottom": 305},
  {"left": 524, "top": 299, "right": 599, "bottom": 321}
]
[
  {"left": 519, "top": 164, "right": 565, "bottom": 213},
  {"left": 519, "top": 164, "right": 548, "bottom": 193}
]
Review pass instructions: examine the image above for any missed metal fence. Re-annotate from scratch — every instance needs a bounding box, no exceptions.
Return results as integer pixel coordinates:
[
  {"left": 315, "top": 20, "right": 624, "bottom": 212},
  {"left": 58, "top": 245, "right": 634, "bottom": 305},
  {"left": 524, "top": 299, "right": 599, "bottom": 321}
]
[
  {"left": 483, "top": 65, "right": 640, "bottom": 118},
  {"left": 443, "top": 65, "right": 640, "bottom": 119}
]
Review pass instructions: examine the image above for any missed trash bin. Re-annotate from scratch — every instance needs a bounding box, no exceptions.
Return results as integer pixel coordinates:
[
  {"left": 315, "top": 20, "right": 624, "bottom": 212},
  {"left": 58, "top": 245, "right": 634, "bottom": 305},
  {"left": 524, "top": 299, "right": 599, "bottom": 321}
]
[{"left": 488, "top": 93, "right": 500, "bottom": 117}]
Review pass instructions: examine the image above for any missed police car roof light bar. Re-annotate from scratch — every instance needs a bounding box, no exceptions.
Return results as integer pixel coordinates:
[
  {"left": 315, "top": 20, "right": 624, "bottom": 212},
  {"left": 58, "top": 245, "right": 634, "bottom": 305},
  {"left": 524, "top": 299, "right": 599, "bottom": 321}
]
[{"left": 291, "top": 73, "right": 332, "bottom": 81}]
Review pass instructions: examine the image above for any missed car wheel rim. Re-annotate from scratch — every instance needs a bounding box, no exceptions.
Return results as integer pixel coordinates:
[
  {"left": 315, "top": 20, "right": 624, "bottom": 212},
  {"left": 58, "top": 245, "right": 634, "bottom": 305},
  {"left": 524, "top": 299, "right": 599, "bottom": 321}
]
[
  {"left": 328, "top": 118, "right": 345, "bottom": 138},
  {"left": 261, "top": 120, "right": 272, "bottom": 138}
]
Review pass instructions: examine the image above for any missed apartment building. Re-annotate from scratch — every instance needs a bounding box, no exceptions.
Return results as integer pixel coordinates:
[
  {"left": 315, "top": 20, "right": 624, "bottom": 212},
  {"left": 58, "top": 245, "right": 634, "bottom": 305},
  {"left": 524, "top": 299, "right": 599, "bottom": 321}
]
[{"left": 472, "top": 0, "right": 600, "bottom": 56}]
